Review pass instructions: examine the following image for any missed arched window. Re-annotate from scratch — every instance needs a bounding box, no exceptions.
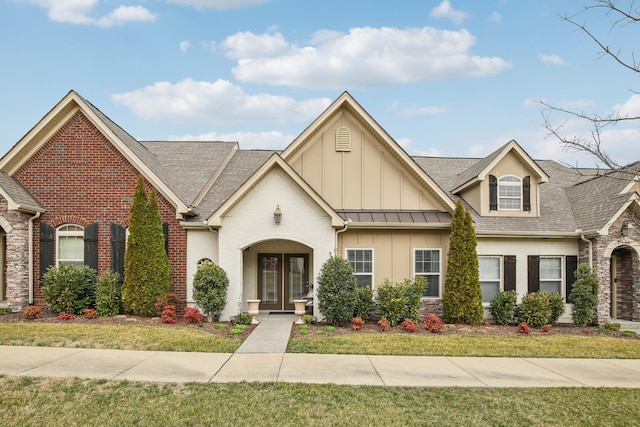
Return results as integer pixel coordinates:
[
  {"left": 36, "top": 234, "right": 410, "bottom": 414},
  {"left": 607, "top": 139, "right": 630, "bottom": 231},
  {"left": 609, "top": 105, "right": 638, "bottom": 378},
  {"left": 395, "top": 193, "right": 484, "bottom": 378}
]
[
  {"left": 498, "top": 175, "right": 521, "bottom": 210},
  {"left": 57, "top": 224, "right": 84, "bottom": 266}
]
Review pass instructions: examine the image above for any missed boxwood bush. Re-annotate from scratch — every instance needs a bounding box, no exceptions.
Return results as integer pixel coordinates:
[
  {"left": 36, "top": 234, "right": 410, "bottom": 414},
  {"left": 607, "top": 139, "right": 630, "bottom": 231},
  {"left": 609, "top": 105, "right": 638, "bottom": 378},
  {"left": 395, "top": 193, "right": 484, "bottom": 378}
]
[
  {"left": 516, "top": 291, "right": 565, "bottom": 328},
  {"left": 42, "top": 264, "right": 97, "bottom": 314}
]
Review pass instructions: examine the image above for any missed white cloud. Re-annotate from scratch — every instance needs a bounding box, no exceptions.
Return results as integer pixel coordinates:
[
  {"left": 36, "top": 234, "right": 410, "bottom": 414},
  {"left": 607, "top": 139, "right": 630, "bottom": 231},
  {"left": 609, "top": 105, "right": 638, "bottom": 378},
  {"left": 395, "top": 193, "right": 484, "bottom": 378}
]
[
  {"left": 221, "top": 27, "right": 511, "bottom": 89},
  {"left": 170, "top": 130, "right": 294, "bottom": 149},
  {"left": 180, "top": 40, "right": 191, "bottom": 53},
  {"left": 165, "top": 0, "right": 270, "bottom": 9},
  {"left": 23, "top": 0, "right": 156, "bottom": 27},
  {"left": 112, "top": 78, "right": 332, "bottom": 124},
  {"left": 538, "top": 53, "right": 566, "bottom": 65},
  {"left": 430, "top": 1, "right": 469, "bottom": 25},
  {"left": 613, "top": 93, "right": 640, "bottom": 117},
  {"left": 488, "top": 11, "right": 502, "bottom": 24}
]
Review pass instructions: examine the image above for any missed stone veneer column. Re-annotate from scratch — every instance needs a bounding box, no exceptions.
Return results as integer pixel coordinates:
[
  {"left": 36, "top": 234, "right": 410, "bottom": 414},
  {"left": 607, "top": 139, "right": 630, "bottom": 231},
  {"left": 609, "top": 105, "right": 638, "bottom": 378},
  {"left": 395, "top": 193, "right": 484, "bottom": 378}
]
[{"left": 0, "top": 200, "right": 33, "bottom": 312}]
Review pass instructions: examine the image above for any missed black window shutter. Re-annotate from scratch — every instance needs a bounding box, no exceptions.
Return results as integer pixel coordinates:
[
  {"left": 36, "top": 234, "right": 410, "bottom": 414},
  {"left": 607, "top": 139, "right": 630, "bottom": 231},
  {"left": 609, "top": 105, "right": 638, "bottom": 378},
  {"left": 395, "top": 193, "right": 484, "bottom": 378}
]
[
  {"left": 110, "top": 223, "right": 125, "bottom": 281},
  {"left": 565, "top": 255, "right": 578, "bottom": 302},
  {"left": 523, "top": 176, "right": 531, "bottom": 211},
  {"left": 163, "top": 223, "right": 169, "bottom": 255},
  {"left": 528, "top": 255, "right": 540, "bottom": 293},
  {"left": 39, "top": 222, "right": 54, "bottom": 277},
  {"left": 84, "top": 223, "right": 99, "bottom": 271},
  {"left": 489, "top": 175, "right": 498, "bottom": 210},
  {"left": 504, "top": 255, "right": 517, "bottom": 292}
]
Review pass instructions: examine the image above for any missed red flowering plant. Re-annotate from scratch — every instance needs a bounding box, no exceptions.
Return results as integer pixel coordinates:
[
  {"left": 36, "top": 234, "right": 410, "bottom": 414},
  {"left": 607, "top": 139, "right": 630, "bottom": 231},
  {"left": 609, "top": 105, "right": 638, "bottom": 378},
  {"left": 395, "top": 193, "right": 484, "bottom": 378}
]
[
  {"left": 183, "top": 307, "right": 205, "bottom": 324},
  {"left": 377, "top": 318, "right": 390, "bottom": 331},
  {"left": 82, "top": 308, "right": 98, "bottom": 319},
  {"left": 351, "top": 316, "right": 365, "bottom": 331},
  {"left": 58, "top": 312, "right": 74, "bottom": 321},
  {"left": 161, "top": 305, "right": 177, "bottom": 324},
  {"left": 518, "top": 322, "right": 531, "bottom": 334},
  {"left": 401, "top": 318, "right": 418, "bottom": 332},
  {"left": 423, "top": 313, "right": 444, "bottom": 333},
  {"left": 23, "top": 306, "right": 42, "bottom": 319}
]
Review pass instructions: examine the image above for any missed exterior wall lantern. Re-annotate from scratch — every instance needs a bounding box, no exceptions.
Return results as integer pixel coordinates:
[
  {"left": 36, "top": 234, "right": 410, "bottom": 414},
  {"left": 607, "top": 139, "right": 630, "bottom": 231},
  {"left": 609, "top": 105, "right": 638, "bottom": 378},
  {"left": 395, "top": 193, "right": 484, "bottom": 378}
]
[{"left": 274, "top": 205, "right": 282, "bottom": 224}]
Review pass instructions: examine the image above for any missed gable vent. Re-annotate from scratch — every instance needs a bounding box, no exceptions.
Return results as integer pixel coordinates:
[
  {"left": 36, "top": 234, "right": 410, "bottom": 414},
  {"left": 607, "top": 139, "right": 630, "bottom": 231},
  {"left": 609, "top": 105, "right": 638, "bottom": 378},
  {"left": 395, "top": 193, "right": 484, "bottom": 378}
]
[{"left": 336, "top": 127, "right": 351, "bottom": 152}]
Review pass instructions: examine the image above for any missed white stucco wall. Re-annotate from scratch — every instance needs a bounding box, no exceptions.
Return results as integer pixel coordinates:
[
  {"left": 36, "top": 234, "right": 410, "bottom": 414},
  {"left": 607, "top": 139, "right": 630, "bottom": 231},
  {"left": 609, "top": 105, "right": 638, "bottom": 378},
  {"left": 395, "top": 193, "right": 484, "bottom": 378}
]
[
  {"left": 185, "top": 228, "right": 219, "bottom": 306},
  {"left": 478, "top": 237, "right": 579, "bottom": 322},
  {"left": 217, "top": 168, "right": 337, "bottom": 320}
]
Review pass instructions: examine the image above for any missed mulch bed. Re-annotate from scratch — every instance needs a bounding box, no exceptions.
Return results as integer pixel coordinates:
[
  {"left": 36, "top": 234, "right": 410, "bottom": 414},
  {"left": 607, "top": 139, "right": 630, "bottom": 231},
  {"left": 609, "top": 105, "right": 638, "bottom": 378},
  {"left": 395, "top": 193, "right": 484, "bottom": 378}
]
[
  {"left": 290, "top": 320, "right": 640, "bottom": 339},
  {"left": 0, "top": 310, "right": 256, "bottom": 339}
]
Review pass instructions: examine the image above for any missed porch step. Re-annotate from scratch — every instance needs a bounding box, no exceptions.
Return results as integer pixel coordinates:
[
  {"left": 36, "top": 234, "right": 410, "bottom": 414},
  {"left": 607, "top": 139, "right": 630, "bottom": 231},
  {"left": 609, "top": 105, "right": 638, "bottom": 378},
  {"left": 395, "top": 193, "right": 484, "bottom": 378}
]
[
  {"left": 235, "top": 314, "right": 295, "bottom": 353},
  {"left": 612, "top": 319, "right": 640, "bottom": 333}
]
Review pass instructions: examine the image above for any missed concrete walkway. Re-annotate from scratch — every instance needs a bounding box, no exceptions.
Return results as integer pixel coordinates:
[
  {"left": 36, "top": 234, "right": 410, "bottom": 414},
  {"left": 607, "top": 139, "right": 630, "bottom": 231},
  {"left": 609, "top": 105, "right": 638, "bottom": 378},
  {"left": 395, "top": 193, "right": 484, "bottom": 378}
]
[{"left": 1, "top": 314, "right": 640, "bottom": 387}]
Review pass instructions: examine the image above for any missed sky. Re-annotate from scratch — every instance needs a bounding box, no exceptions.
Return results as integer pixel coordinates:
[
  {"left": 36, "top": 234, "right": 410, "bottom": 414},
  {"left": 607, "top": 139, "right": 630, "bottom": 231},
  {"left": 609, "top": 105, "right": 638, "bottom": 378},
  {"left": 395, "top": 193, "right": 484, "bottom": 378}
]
[{"left": 1, "top": 0, "right": 639, "bottom": 168}]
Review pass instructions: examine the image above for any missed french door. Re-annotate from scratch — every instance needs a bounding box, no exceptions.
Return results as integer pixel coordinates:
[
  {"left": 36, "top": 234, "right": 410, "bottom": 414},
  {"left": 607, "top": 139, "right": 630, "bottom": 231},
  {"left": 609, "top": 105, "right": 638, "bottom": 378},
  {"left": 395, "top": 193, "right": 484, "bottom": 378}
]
[{"left": 258, "top": 253, "right": 309, "bottom": 310}]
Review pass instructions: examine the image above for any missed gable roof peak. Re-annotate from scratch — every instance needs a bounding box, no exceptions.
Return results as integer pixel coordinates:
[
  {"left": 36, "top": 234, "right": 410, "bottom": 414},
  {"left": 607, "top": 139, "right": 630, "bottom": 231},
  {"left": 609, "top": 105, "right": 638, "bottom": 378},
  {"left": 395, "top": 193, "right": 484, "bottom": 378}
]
[{"left": 452, "top": 139, "right": 549, "bottom": 194}]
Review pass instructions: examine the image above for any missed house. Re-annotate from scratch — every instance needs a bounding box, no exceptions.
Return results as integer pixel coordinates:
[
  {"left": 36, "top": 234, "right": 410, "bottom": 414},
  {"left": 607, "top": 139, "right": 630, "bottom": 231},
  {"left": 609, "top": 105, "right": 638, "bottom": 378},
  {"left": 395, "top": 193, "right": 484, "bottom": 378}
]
[{"left": 0, "top": 90, "right": 638, "bottom": 323}]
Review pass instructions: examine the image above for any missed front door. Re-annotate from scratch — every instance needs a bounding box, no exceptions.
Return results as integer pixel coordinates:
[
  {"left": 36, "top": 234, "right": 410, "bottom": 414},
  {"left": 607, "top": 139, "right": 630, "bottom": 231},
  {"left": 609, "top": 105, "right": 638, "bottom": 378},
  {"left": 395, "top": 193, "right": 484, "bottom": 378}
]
[{"left": 258, "top": 253, "right": 309, "bottom": 310}]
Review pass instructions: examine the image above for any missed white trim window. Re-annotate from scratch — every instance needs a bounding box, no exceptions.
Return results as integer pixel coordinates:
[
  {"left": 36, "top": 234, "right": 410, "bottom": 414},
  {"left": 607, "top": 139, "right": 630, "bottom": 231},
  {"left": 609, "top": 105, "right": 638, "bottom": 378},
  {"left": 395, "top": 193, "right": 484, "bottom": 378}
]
[
  {"left": 479, "top": 256, "right": 501, "bottom": 303},
  {"left": 197, "top": 258, "right": 212, "bottom": 269},
  {"left": 57, "top": 224, "right": 84, "bottom": 266},
  {"left": 498, "top": 175, "right": 522, "bottom": 210},
  {"left": 414, "top": 249, "right": 441, "bottom": 297},
  {"left": 540, "top": 256, "right": 562, "bottom": 294},
  {"left": 346, "top": 249, "right": 373, "bottom": 289}
]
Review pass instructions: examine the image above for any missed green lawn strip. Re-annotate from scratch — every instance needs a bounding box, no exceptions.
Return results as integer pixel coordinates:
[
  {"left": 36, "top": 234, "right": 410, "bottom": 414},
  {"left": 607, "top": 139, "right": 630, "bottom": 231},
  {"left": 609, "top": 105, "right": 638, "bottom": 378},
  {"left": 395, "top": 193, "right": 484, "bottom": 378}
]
[
  {"left": 0, "top": 324, "right": 240, "bottom": 353},
  {"left": 287, "top": 333, "right": 640, "bottom": 358},
  {"left": 1, "top": 377, "right": 639, "bottom": 426}
]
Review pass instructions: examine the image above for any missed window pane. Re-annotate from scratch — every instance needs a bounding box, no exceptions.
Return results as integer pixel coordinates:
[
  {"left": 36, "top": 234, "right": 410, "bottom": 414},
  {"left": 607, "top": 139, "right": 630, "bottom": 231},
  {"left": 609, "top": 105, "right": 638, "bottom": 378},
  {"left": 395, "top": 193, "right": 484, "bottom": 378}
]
[
  {"left": 59, "top": 236, "right": 83, "bottom": 261},
  {"left": 415, "top": 250, "right": 439, "bottom": 274},
  {"left": 540, "top": 281, "right": 561, "bottom": 294},
  {"left": 499, "top": 198, "right": 520, "bottom": 210},
  {"left": 479, "top": 257, "right": 500, "bottom": 280},
  {"left": 540, "top": 257, "right": 561, "bottom": 279},
  {"left": 420, "top": 274, "right": 439, "bottom": 297},
  {"left": 481, "top": 282, "right": 500, "bottom": 303},
  {"left": 355, "top": 275, "right": 372, "bottom": 289}
]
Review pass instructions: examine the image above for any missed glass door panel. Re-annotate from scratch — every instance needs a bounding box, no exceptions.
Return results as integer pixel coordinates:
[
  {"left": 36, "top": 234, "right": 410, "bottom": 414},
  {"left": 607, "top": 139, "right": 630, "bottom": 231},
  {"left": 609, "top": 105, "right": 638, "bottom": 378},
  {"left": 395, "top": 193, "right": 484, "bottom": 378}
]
[
  {"left": 258, "top": 254, "right": 281, "bottom": 310},
  {"left": 284, "top": 254, "right": 308, "bottom": 310}
]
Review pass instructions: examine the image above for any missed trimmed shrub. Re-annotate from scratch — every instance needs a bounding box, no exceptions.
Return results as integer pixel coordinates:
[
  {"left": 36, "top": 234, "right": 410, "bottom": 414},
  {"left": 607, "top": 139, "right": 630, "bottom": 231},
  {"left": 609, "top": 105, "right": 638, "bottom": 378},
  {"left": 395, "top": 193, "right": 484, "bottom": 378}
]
[
  {"left": 317, "top": 255, "right": 358, "bottom": 326},
  {"left": 351, "top": 316, "right": 365, "bottom": 330},
  {"left": 401, "top": 318, "right": 418, "bottom": 332},
  {"left": 161, "top": 305, "right": 177, "bottom": 324},
  {"left": 518, "top": 322, "right": 531, "bottom": 334},
  {"left": 376, "top": 276, "right": 425, "bottom": 326},
  {"left": 82, "top": 308, "right": 98, "bottom": 319},
  {"left": 378, "top": 318, "right": 390, "bottom": 331},
  {"left": 42, "top": 264, "right": 97, "bottom": 315},
  {"left": 23, "top": 306, "right": 42, "bottom": 319},
  {"left": 95, "top": 269, "right": 121, "bottom": 317},
  {"left": 234, "top": 313, "right": 252, "bottom": 325},
  {"left": 58, "top": 312, "right": 74, "bottom": 321},
  {"left": 442, "top": 200, "right": 483, "bottom": 324},
  {"left": 489, "top": 290, "right": 517, "bottom": 325},
  {"left": 540, "top": 324, "right": 552, "bottom": 333},
  {"left": 192, "top": 261, "right": 229, "bottom": 321},
  {"left": 516, "top": 291, "right": 564, "bottom": 328},
  {"left": 545, "top": 292, "right": 565, "bottom": 324},
  {"left": 353, "top": 286, "right": 374, "bottom": 320},
  {"left": 183, "top": 307, "right": 205, "bottom": 324},
  {"left": 423, "top": 313, "right": 444, "bottom": 333},
  {"left": 154, "top": 292, "right": 180, "bottom": 317},
  {"left": 569, "top": 263, "right": 600, "bottom": 327}
]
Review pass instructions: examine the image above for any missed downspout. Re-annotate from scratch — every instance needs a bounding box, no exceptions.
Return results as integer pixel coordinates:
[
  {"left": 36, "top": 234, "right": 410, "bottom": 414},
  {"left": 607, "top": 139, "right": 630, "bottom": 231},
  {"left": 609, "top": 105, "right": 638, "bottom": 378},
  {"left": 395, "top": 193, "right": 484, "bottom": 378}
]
[
  {"left": 580, "top": 233, "right": 593, "bottom": 268},
  {"left": 335, "top": 219, "right": 351, "bottom": 255},
  {"left": 28, "top": 211, "right": 42, "bottom": 305}
]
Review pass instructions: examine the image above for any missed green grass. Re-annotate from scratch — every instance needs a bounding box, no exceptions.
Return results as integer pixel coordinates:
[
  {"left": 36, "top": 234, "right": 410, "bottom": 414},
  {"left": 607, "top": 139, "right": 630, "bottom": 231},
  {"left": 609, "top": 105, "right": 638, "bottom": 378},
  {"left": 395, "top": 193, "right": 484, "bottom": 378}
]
[
  {"left": 287, "top": 333, "right": 640, "bottom": 358},
  {"left": 1, "top": 376, "right": 639, "bottom": 426},
  {"left": 0, "top": 324, "right": 241, "bottom": 353}
]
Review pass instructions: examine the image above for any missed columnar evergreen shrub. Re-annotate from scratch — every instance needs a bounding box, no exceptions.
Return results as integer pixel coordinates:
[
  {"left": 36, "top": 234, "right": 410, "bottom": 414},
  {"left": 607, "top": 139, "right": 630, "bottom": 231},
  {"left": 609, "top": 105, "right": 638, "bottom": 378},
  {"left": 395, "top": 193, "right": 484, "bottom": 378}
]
[
  {"left": 442, "top": 200, "right": 483, "bottom": 324},
  {"left": 376, "top": 276, "right": 425, "bottom": 326},
  {"left": 41, "top": 265, "right": 97, "bottom": 314},
  {"left": 317, "top": 255, "right": 357, "bottom": 326},
  {"left": 353, "top": 286, "right": 374, "bottom": 320},
  {"left": 192, "top": 261, "right": 229, "bottom": 321},
  {"left": 122, "top": 176, "right": 172, "bottom": 317},
  {"left": 95, "top": 269, "right": 121, "bottom": 317},
  {"left": 569, "top": 263, "right": 600, "bottom": 327},
  {"left": 489, "top": 290, "right": 517, "bottom": 325}
]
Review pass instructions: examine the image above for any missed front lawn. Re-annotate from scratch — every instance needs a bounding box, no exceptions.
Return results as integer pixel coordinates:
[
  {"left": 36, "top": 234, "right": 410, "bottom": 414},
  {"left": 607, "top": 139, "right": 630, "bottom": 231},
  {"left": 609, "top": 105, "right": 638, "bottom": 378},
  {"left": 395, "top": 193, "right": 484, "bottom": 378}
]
[{"left": 2, "top": 377, "right": 639, "bottom": 426}]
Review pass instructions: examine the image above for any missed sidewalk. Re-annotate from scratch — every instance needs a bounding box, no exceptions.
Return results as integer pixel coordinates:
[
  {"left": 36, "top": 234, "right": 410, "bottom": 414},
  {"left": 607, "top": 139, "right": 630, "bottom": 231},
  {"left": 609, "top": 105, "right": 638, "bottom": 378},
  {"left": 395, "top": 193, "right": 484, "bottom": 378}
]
[{"left": 1, "top": 314, "right": 640, "bottom": 387}]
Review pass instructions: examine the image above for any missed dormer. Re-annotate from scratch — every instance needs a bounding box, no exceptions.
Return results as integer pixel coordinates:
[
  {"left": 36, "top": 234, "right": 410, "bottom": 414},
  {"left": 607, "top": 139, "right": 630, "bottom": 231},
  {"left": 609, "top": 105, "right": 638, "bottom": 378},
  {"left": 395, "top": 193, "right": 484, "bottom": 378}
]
[{"left": 452, "top": 140, "right": 549, "bottom": 217}]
